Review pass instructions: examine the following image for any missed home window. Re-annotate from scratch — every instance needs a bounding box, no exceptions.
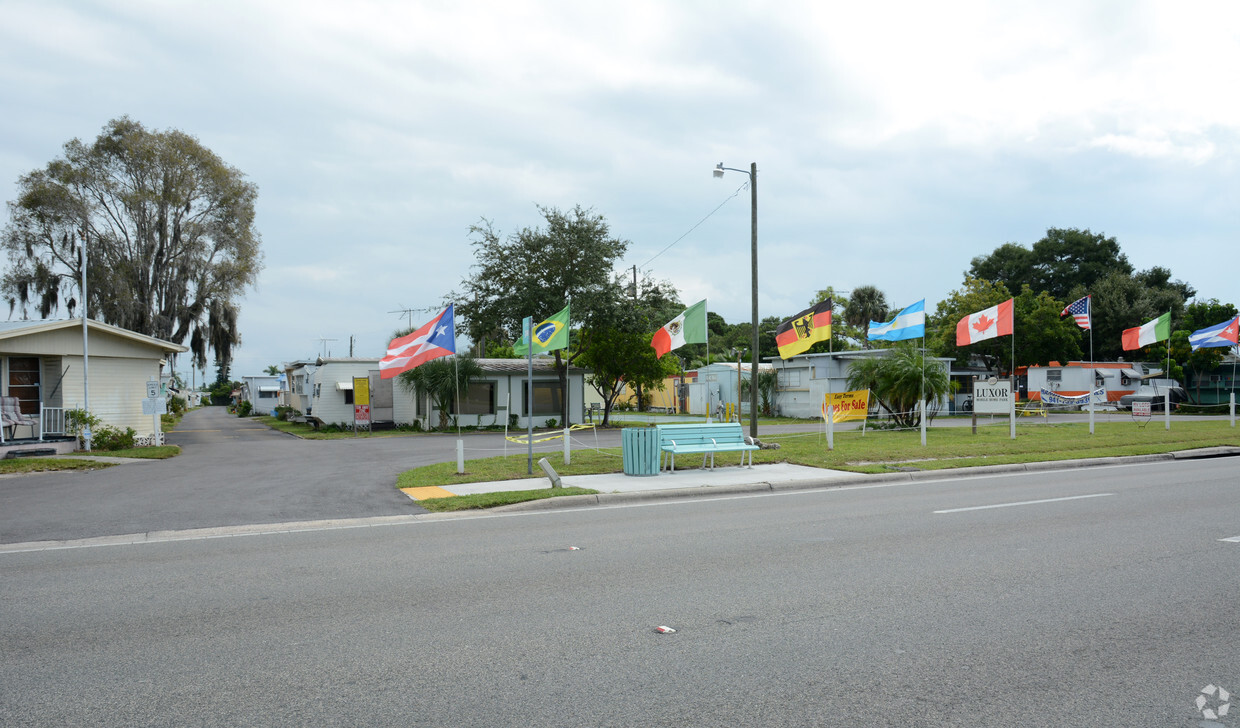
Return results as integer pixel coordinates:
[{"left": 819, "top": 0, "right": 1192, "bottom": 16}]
[
  {"left": 7, "top": 357, "right": 40, "bottom": 414},
  {"left": 1046, "top": 370, "right": 1062, "bottom": 382},
  {"left": 523, "top": 381, "right": 563, "bottom": 417},
  {"left": 452, "top": 382, "right": 496, "bottom": 415},
  {"left": 778, "top": 370, "right": 802, "bottom": 387}
]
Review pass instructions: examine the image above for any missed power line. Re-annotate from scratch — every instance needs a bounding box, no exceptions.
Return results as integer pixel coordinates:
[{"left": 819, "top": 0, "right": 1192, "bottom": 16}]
[{"left": 639, "top": 180, "right": 749, "bottom": 270}]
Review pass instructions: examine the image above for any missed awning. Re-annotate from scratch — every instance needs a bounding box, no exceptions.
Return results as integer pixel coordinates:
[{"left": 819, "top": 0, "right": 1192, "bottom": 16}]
[
  {"left": 1120, "top": 368, "right": 1143, "bottom": 379},
  {"left": 259, "top": 386, "right": 279, "bottom": 392},
  {"left": 335, "top": 381, "right": 353, "bottom": 391}
]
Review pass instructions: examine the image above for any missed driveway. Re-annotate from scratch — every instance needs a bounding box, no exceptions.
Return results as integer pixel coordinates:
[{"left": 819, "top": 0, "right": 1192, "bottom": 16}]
[{"left": 0, "top": 407, "right": 436, "bottom": 544}]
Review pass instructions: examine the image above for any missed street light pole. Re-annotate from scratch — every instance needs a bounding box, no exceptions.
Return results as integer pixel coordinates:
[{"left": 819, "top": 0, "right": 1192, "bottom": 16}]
[{"left": 715, "top": 162, "right": 759, "bottom": 439}]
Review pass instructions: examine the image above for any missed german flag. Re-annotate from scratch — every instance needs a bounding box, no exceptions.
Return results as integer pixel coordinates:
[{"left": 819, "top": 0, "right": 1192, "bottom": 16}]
[{"left": 775, "top": 299, "right": 832, "bottom": 359}]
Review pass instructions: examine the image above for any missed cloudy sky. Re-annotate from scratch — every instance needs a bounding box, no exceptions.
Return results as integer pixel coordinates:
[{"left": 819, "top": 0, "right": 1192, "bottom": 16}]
[{"left": 2, "top": 0, "right": 1237, "bottom": 379}]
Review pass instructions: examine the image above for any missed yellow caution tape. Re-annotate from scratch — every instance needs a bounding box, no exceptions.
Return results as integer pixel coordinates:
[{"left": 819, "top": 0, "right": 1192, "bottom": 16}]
[{"left": 504, "top": 423, "right": 596, "bottom": 444}]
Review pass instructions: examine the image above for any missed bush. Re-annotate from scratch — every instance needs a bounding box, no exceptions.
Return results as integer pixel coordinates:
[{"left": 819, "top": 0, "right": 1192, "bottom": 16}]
[
  {"left": 274, "top": 406, "right": 301, "bottom": 422},
  {"left": 544, "top": 418, "right": 559, "bottom": 428},
  {"left": 65, "top": 408, "right": 102, "bottom": 437},
  {"left": 236, "top": 400, "right": 253, "bottom": 417},
  {"left": 167, "top": 396, "right": 187, "bottom": 415},
  {"left": 91, "top": 425, "right": 136, "bottom": 451}
]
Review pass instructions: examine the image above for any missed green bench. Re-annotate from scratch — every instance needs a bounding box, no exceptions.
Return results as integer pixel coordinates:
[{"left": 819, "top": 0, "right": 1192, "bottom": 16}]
[{"left": 656, "top": 422, "right": 759, "bottom": 473}]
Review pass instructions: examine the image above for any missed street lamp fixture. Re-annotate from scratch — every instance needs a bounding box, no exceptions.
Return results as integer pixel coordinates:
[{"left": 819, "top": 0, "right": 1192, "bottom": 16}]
[{"left": 713, "top": 161, "right": 759, "bottom": 439}]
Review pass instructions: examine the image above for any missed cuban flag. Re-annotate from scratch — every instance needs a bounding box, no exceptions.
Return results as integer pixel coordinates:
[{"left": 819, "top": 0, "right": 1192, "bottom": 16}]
[
  {"left": 1188, "top": 316, "right": 1239, "bottom": 351},
  {"left": 868, "top": 299, "right": 925, "bottom": 342},
  {"left": 379, "top": 304, "right": 456, "bottom": 379}
]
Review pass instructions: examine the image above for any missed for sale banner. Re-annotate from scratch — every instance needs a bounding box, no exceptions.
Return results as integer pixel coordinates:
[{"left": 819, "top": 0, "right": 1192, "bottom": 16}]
[
  {"left": 822, "top": 390, "right": 870, "bottom": 423},
  {"left": 353, "top": 377, "right": 370, "bottom": 406}
]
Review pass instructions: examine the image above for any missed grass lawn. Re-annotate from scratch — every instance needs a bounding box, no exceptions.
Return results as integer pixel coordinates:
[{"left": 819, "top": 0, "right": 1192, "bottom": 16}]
[
  {"left": 398, "top": 419, "right": 1240, "bottom": 493},
  {"left": 0, "top": 444, "right": 182, "bottom": 475},
  {"left": 414, "top": 487, "right": 599, "bottom": 512},
  {"left": 64, "top": 445, "right": 182, "bottom": 459},
  {"left": 0, "top": 457, "right": 116, "bottom": 474},
  {"left": 257, "top": 416, "right": 433, "bottom": 440}
]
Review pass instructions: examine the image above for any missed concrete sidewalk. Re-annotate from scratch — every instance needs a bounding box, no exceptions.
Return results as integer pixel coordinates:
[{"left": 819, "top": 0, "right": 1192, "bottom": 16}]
[{"left": 429, "top": 462, "right": 853, "bottom": 498}]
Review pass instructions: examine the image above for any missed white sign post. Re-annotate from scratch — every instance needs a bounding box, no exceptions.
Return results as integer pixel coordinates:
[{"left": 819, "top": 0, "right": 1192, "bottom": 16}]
[{"left": 142, "top": 379, "right": 166, "bottom": 445}]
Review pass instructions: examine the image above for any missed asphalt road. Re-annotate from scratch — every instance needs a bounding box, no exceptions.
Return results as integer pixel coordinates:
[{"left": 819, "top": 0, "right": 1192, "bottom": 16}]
[{"left": 3, "top": 458, "right": 1237, "bottom": 726}]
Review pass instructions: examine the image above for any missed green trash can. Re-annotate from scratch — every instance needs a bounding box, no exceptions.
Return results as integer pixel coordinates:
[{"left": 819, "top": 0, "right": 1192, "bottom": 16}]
[{"left": 621, "top": 427, "right": 660, "bottom": 476}]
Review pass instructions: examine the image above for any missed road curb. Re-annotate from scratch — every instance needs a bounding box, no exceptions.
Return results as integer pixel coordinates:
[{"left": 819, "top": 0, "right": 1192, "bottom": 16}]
[{"left": 490, "top": 448, "right": 1240, "bottom": 513}]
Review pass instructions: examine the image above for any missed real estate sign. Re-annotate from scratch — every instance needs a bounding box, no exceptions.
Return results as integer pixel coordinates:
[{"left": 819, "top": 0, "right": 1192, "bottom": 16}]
[
  {"left": 822, "top": 390, "right": 870, "bottom": 423},
  {"left": 353, "top": 376, "right": 371, "bottom": 427}
]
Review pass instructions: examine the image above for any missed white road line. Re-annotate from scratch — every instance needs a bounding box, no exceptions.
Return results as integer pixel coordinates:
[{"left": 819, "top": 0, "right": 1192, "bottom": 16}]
[{"left": 934, "top": 493, "right": 1114, "bottom": 514}]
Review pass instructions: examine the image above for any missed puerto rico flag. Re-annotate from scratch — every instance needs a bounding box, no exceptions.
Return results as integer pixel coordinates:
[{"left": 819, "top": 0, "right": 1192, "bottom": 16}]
[
  {"left": 956, "top": 298, "right": 1014, "bottom": 346},
  {"left": 379, "top": 304, "right": 455, "bottom": 379},
  {"left": 1189, "top": 316, "right": 1239, "bottom": 351}
]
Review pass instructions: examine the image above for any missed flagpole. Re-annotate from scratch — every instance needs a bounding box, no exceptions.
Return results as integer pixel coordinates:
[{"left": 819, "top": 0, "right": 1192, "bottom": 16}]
[
  {"left": 705, "top": 299, "right": 711, "bottom": 423},
  {"left": 454, "top": 344, "right": 463, "bottom": 475},
  {"left": 525, "top": 315, "right": 534, "bottom": 475},
  {"left": 919, "top": 336, "right": 926, "bottom": 447},
  {"left": 1088, "top": 298, "right": 1095, "bottom": 435},
  {"left": 1010, "top": 309, "right": 1016, "bottom": 440}
]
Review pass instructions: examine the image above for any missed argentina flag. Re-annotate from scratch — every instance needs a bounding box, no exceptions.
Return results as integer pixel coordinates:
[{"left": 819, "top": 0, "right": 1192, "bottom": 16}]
[{"left": 868, "top": 299, "right": 926, "bottom": 342}]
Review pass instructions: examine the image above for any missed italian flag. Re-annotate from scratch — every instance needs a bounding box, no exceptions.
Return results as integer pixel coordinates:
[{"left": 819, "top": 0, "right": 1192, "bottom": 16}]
[
  {"left": 651, "top": 299, "right": 708, "bottom": 359},
  {"left": 1121, "top": 312, "right": 1171, "bottom": 350}
]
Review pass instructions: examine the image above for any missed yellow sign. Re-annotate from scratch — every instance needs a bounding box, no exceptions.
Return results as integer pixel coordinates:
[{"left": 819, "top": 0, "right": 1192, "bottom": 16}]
[
  {"left": 822, "top": 390, "right": 870, "bottom": 423},
  {"left": 353, "top": 376, "right": 370, "bottom": 406}
]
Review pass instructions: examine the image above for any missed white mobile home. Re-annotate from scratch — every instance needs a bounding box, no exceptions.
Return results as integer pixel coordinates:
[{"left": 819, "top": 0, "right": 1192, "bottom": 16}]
[
  {"left": 0, "top": 318, "right": 187, "bottom": 445},
  {"left": 771, "top": 350, "right": 953, "bottom": 419},
  {"left": 281, "top": 356, "right": 588, "bottom": 429},
  {"left": 239, "top": 374, "right": 281, "bottom": 415}
]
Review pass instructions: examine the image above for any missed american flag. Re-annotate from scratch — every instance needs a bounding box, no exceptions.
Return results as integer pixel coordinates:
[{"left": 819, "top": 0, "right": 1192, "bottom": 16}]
[{"left": 1061, "top": 295, "right": 1091, "bottom": 330}]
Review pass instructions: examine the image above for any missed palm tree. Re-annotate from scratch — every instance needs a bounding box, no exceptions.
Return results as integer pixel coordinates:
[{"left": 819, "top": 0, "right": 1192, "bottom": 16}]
[
  {"left": 843, "top": 285, "right": 889, "bottom": 349},
  {"left": 846, "top": 345, "right": 949, "bottom": 428},
  {"left": 740, "top": 368, "right": 780, "bottom": 417},
  {"left": 396, "top": 355, "right": 483, "bottom": 429}
]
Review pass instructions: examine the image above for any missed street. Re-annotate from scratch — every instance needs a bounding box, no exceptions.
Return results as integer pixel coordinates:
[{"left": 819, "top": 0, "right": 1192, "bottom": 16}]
[{"left": 3, "top": 457, "right": 1237, "bottom": 726}]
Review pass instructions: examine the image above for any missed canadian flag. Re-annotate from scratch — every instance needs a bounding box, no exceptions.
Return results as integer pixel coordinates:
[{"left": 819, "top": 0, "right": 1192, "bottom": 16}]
[{"left": 956, "top": 298, "right": 1014, "bottom": 346}]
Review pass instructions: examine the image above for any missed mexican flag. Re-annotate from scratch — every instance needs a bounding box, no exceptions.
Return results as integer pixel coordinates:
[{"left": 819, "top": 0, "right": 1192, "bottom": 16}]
[
  {"left": 651, "top": 299, "right": 708, "bottom": 358},
  {"left": 1121, "top": 312, "right": 1171, "bottom": 351}
]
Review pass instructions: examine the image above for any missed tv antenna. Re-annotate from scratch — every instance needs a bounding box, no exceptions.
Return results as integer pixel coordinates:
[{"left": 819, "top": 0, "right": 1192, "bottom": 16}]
[
  {"left": 316, "top": 336, "right": 337, "bottom": 357},
  {"left": 389, "top": 307, "right": 416, "bottom": 329}
]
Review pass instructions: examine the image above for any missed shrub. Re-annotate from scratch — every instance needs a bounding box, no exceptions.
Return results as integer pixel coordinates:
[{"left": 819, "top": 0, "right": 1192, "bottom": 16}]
[
  {"left": 544, "top": 418, "right": 559, "bottom": 429},
  {"left": 237, "top": 401, "right": 253, "bottom": 417},
  {"left": 65, "top": 408, "right": 102, "bottom": 437},
  {"left": 91, "top": 425, "right": 136, "bottom": 451},
  {"left": 274, "top": 406, "right": 300, "bottom": 421}
]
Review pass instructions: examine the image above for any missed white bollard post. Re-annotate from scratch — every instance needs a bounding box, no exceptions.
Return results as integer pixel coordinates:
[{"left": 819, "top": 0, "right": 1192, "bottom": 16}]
[
  {"left": 1164, "top": 390, "right": 1171, "bottom": 431},
  {"left": 456, "top": 438, "right": 465, "bottom": 475},
  {"left": 563, "top": 425, "right": 570, "bottom": 465},
  {"left": 1231, "top": 392, "right": 1236, "bottom": 427},
  {"left": 1010, "top": 392, "right": 1016, "bottom": 440},
  {"left": 826, "top": 404, "right": 834, "bottom": 451},
  {"left": 920, "top": 400, "right": 926, "bottom": 447}
]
